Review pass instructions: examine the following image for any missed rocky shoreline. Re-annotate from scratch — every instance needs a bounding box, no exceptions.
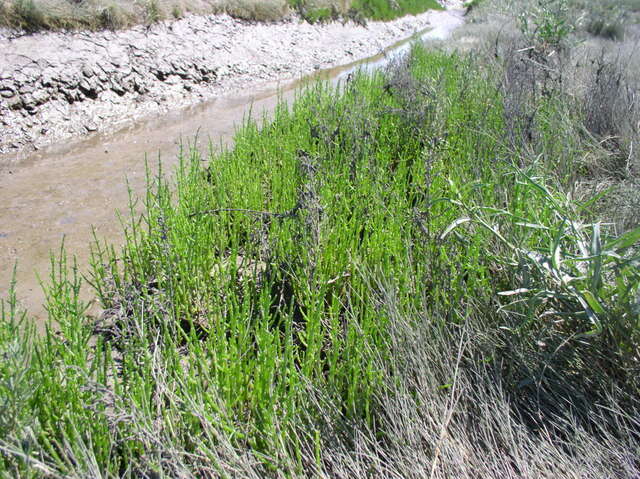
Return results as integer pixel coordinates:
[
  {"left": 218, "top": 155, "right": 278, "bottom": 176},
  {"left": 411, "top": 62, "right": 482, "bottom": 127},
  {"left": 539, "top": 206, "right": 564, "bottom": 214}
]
[{"left": 0, "top": 4, "right": 464, "bottom": 160}]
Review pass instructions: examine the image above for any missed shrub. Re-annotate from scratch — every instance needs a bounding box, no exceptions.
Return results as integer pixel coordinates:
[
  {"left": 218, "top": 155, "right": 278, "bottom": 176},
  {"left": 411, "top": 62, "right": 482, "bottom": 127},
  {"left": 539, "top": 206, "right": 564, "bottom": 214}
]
[
  {"left": 11, "top": 0, "right": 47, "bottom": 31},
  {"left": 349, "top": 0, "right": 441, "bottom": 21},
  {"left": 517, "top": 0, "right": 574, "bottom": 52},
  {"left": 225, "top": 0, "right": 290, "bottom": 21},
  {"left": 586, "top": 17, "right": 624, "bottom": 40},
  {"left": 146, "top": 0, "right": 163, "bottom": 23},
  {"left": 171, "top": 3, "right": 183, "bottom": 18},
  {"left": 99, "top": 3, "right": 127, "bottom": 29},
  {"left": 581, "top": 55, "right": 639, "bottom": 175}
]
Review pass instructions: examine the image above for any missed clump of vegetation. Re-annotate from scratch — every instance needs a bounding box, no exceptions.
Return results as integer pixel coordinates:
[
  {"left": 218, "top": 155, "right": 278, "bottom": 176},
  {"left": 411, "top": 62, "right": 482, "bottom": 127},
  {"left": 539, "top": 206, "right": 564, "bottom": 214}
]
[
  {"left": 0, "top": 0, "right": 442, "bottom": 32},
  {"left": 575, "top": 0, "right": 633, "bottom": 41},
  {"left": 463, "top": 0, "right": 483, "bottom": 13},
  {"left": 223, "top": 0, "right": 290, "bottom": 22},
  {"left": 1, "top": 0, "right": 640, "bottom": 476},
  {"left": 98, "top": 2, "right": 129, "bottom": 29},
  {"left": 145, "top": 0, "right": 163, "bottom": 23},
  {"left": 170, "top": 3, "right": 182, "bottom": 18},
  {"left": 516, "top": 0, "right": 573, "bottom": 52},
  {"left": 1, "top": 33, "right": 639, "bottom": 475},
  {"left": 585, "top": 16, "right": 624, "bottom": 41},
  {"left": 9, "top": 0, "right": 46, "bottom": 30},
  {"left": 346, "top": 0, "right": 441, "bottom": 21}
]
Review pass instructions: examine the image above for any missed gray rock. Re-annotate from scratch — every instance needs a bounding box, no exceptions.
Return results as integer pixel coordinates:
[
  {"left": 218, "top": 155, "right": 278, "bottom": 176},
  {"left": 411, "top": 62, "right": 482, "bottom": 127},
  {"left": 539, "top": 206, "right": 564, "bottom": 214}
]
[
  {"left": 41, "top": 68, "right": 57, "bottom": 87},
  {"left": 82, "top": 65, "right": 95, "bottom": 77},
  {"left": 97, "top": 60, "right": 116, "bottom": 75},
  {"left": 185, "top": 70, "right": 201, "bottom": 82},
  {"left": 110, "top": 80, "right": 126, "bottom": 96},
  {"left": 32, "top": 89, "right": 50, "bottom": 105},
  {"left": 19, "top": 83, "right": 35, "bottom": 95},
  {"left": 6, "top": 96, "right": 23, "bottom": 110},
  {"left": 62, "top": 88, "right": 81, "bottom": 102},
  {"left": 110, "top": 55, "right": 127, "bottom": 67},
  {"left": 164, "top": 74, "right": 180, "bottom": 85},
  {"left": 118, "top": 64, "right": 133, "bottom": 77},
  {"left": 133, "top": 77, "right": 149, "bottom": 94},
  {"left": 57, "top": 69, "right": 80, "bottom": 87},
  {"left": 78, "top": 76, "right": 103, "bottom": 98},
  {"left": 12, "top": 71, "right": 29, "bottom": 84},
  {"left": 21, "top": 65, "right": 41, "bottom": 78}
]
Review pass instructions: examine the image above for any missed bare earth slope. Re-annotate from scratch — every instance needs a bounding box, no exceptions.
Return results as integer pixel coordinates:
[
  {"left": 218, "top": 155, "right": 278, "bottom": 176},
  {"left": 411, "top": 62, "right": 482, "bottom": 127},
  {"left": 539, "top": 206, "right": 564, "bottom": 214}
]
[{"left": 0, "top": 3, "right": 463, "bottom": 159}]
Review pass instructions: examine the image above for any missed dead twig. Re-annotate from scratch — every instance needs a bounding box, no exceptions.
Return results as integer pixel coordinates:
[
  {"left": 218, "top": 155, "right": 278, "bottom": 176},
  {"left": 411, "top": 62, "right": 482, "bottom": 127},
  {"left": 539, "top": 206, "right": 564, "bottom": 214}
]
[{"left": 188, "top": 203, "right": 301, "bottom": 220}]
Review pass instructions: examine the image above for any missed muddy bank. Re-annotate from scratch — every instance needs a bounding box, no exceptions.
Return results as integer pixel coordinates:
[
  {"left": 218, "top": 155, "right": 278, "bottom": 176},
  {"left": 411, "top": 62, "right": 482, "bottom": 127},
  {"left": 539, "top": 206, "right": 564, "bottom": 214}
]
[{"left": 0, "top": 3, "right": 463, "bottom": 159}]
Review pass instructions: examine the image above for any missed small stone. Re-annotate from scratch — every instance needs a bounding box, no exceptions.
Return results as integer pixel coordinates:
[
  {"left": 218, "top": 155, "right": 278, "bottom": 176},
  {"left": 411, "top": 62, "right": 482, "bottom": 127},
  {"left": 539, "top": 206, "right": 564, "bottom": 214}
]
[
  {"left": 19, "top": 84, "right": 35, "bottom": 95},
  {"left": 0, "top": 88, "right": 14, "bottom": 98},
  {"left": 164, "top": 75, "right": 179, "bottom": 85},
  {"left": 79, "top": 77, "right": 101, "bottom": 99},
  {"left": 86, "top": 122, "right": 98, "bottom": 132},
  {"left": 0, "top": 79, "right": 14, "bottom": 90},
  {"left": 110, "top": 57, "right": 126, "bottom": 68},
  {"left": 110, "top": 81, "right": 126, "bottom": 96},
  {"left": 41, "top": 68, "right": 57, "bottom": 87},
  {"left": 63, "top": 89, "right": 79, "bottom": 102},
  {"left": 32, "top": 90, "right": 50, "bottom": 105},
  {"left": 12, "top": 71, "right": 28, "bottom": 84},
  {"left": 7, "top": 96, "right": 23, "bottom": 110}
]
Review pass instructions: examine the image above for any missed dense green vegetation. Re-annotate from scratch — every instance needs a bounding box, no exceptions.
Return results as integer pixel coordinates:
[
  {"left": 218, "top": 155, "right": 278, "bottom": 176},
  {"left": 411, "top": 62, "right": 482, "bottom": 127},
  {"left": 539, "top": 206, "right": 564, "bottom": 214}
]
[
  {"left": 0, "top": 0, "right": 441, "bottom": 31},
  {"left": 1, "top": 0, "right": 640, "bottom": 476},
  {"left": 348, "top": 0, "right": 441, "bottom": 21}
]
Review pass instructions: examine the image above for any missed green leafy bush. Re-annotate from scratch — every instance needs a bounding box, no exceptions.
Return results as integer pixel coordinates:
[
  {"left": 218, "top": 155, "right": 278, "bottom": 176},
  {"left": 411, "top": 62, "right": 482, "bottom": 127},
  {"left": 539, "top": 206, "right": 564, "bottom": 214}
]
[{"left": 518, "top": 0, "right": 574, "bottom": 51}]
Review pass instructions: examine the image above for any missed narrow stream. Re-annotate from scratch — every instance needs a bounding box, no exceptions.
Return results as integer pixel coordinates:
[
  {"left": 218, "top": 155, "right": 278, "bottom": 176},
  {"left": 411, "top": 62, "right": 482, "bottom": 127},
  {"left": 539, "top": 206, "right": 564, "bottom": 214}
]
[{"left": 0, "top": 15, "right": 463, "bottom": 324}]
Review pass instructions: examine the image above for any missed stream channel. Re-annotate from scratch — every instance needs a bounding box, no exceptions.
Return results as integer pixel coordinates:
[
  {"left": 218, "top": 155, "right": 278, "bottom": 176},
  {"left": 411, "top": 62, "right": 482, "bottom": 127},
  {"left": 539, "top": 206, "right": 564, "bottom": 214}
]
[{"left": 0, "top": 17, "right": 463, "bottom": 326}]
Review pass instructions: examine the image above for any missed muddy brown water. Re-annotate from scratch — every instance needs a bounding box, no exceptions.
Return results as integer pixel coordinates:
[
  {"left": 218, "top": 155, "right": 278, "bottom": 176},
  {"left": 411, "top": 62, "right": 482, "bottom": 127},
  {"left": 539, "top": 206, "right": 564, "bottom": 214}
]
[{"left": 0, "top": 18, "right": 463, "bottom": 326}]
